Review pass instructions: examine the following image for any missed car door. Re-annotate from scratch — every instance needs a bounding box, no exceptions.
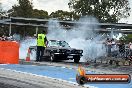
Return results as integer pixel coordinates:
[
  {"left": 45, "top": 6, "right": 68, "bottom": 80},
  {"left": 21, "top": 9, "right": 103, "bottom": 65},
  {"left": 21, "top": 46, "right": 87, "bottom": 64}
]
[
  {"left": 43, "top": 47, "right": 48, "bottom": 56},
  {"left": 43, "top": 44, "right": 51, "bottom": 56}
]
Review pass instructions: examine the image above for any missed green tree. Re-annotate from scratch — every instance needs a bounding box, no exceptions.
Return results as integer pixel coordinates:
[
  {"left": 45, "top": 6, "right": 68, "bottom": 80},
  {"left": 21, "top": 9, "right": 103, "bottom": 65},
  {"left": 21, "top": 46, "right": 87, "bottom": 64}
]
[
  {"left": 68, "top": 0, "right": 131, "bottom": 23},
  {"left": 0, "top": 3, "right": 6, "bottom": 19},
  {"left": 50, "top": 10, "right": 79, "bottom": 21},
  {"left": 7, "top": 0, "right": 34, "bottom": 37},
  {"left": 8, "top": 0, "right": 33, "bottom": 17},
  {"left": 120, "top": 34, "right": 132, "bottom": 43},
  {"left": 0, "top": 3, "right": 2, "bottom": 17},
  {"left": 32, "top": 9, "right": 49, "bottom": 19}
]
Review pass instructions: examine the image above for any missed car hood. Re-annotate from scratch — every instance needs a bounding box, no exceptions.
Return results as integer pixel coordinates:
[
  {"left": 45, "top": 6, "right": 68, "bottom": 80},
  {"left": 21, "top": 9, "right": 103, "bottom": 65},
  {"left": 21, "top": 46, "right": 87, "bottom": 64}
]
[
  {"left": 48, "top": 46, "right": 82, "bottom": 51},
  {"left": 29, "top": 46, "right": 83, "bottom": 51}
]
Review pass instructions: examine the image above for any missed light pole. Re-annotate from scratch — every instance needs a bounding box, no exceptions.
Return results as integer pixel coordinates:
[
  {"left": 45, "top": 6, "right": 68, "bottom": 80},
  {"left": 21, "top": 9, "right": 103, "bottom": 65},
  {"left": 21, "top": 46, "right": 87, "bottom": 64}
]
[{"left": 9, "top": 20, "right": 12, "bottom": 36}]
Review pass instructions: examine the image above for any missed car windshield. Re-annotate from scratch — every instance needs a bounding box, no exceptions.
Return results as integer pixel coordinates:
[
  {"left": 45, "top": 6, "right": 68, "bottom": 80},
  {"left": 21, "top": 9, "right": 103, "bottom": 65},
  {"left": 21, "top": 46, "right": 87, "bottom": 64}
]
[{"left": 48, "top": 40, "right": 70, "bottom": 48}]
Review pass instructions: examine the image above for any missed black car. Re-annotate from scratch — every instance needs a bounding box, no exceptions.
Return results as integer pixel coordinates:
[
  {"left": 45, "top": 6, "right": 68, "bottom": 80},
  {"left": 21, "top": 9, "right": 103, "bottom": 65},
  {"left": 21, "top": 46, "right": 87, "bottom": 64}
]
[{"left": 29, "top": 40, "right": 83, "bottom": 63}]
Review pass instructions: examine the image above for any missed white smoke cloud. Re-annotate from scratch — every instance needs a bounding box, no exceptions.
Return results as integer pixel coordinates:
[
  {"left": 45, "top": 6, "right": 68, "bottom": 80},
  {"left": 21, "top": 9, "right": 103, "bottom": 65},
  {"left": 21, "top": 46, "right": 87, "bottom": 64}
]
[
  {"left": 19, "top": 37, "right": 36, "bottom": 60},
  {"left": 47, "top": 16, "right": 107, "bottom": 62},
  {"left": 19, "top": 16, "right": 107, "bottom": 62}
]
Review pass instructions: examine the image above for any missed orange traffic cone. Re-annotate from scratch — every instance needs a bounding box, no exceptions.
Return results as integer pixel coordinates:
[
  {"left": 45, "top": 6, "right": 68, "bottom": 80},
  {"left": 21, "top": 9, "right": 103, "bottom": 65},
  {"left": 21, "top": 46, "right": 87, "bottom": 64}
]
[{"left": 26, "top": 48, "right": 30, "bottom": 62}]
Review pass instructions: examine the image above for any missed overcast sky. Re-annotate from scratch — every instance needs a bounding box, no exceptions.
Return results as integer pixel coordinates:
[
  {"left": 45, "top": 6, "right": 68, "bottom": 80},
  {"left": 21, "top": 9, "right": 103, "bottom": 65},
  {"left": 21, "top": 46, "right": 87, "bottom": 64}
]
[
  {"left": 0, "top": 0, "right": 132, "bottom": 23},
  {"left": 0, "top": 0, "right": 70, "bottom": 14}
]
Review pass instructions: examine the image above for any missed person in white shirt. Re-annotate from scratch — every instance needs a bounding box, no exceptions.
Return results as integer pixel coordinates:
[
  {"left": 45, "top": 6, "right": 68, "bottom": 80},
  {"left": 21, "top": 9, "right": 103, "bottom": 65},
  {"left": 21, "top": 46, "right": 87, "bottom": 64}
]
[
  {"left": 128, "top": 42, "right": 132, "bottom": 58},
  {"left": 129, "top": 42, "right": 132, "bottom": 50}
]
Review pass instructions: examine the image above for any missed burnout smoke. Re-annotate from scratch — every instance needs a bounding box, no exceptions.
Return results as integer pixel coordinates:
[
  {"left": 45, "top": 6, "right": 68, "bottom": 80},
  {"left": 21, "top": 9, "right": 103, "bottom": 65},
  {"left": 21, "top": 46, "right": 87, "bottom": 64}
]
[
  {"left": 19, "top": 37, "right": 36, "bottom": 60},
  {"left": 47, "top": 16, "right": 106, "bottom": 62},
  {"left": 19, "top": 16, "right": 106, "bottom": 61}
]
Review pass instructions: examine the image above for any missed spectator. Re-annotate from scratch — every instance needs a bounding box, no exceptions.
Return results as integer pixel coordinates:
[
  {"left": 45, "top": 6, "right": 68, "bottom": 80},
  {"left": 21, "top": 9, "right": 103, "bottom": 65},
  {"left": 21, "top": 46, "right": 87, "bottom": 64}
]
[
  {"left": 128, "top": 42, "right": 132, "bottom": 57},
  {"left": 129, "top": 42, "right": 132, "bottom": 50},
  {"left": 0, "top": 35, "right": 7, "bottom": 41},
  {"left": 0, "top": 37, "right": 2, "bottom": 40},
  {"left": 12, "top": 32, "right": 21, "bottom": 42},
  {"left": 118, "top": 40, "right": 125, "bottom": 57},
  {"left": 106, "top": 39, "right": 112, "bottom": 57},
  {"left": 111, "top": 38, "right": 118, "bottom": 57}
]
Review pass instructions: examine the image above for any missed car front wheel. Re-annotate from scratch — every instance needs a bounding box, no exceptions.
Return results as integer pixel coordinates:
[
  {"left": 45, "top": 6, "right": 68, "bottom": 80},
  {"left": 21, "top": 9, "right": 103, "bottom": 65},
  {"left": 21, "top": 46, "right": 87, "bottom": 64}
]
[
  {"left": 74, "top": 59, "right": 80, "bottom": 63},
  {"left": 74, "top": 56, "right": 80, "bottom": 63},
  {"left": 50, "top": 53, "right": 55, "bottom": 62}
]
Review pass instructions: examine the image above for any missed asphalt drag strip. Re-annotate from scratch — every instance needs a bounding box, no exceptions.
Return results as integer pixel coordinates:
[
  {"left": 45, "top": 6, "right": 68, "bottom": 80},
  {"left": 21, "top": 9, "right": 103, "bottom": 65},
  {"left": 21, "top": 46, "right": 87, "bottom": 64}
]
[
  {"left": 0, "top": 68, "right": 87, "bottom": 88},
  {"left": 0, "top": 63, "right": 131, "bottom": 88}
]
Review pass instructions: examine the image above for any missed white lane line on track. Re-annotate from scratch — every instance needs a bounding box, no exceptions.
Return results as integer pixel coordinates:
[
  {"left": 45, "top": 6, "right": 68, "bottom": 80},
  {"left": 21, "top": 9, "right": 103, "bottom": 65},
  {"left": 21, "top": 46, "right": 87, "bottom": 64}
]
[
  {"left": 0, "top": 64, "right": 8, "bottom": 65},
  {"left": 0, "top": 68, "right": 98, "bottom": 88},
  {"left": 61, "top": 66, "right": 66, "bottom": 68},
  {"left": 69, "top": 78, "right": 75, "bottom": 80}
]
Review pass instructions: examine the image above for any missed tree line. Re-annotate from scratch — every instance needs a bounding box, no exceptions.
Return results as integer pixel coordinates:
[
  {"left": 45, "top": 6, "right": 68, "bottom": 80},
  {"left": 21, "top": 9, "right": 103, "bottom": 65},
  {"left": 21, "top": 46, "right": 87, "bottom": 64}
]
[
  {"left": 0, "top": 0, "right": 131, "bottom": 42},
  {"left": 0, "top": 0, "right": 130, "bottom": 22}
]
